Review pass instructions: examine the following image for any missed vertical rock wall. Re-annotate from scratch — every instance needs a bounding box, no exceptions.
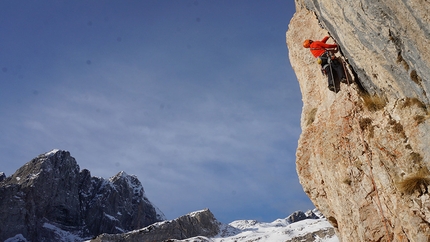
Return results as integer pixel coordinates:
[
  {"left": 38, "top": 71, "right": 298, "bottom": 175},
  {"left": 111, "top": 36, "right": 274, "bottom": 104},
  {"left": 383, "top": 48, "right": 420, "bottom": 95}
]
[{"left": 287, "top": 1, "right": 430, "bottom": 241}]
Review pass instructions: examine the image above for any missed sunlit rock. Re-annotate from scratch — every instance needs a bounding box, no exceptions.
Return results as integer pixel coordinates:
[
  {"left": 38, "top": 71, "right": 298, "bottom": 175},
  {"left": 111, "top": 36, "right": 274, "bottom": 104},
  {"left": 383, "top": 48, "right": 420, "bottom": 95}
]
[{"left": 287, "top": 0, "right": 430, "bottom": 241}]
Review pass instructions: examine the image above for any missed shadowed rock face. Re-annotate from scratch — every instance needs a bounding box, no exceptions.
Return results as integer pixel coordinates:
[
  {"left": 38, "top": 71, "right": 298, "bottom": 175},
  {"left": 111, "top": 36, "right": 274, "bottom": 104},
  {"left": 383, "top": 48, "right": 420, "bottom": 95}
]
[
  {"left": 287, "top": 1, "right": 430, "bottom": 241},
  {"left": 91, "top": 209, "right": 221, "bottom": 242},
  {"left": 0, "top": 150, "right": 164, "bottom": 241},
  {"left": 0, "top": 172, "right": 5, "bottom": 182}
]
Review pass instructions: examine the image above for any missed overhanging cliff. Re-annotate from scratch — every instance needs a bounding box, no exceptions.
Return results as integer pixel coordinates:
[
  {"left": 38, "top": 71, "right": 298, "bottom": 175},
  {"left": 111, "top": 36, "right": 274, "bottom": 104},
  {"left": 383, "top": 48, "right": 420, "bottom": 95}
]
[{"left": 286, "top": 0, "right": 430, "bottom": 241}]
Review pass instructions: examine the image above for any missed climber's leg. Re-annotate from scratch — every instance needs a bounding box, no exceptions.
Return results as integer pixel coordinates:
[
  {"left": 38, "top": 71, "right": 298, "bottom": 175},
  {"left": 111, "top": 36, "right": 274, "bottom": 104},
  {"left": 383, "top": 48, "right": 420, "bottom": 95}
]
[
  {"left": 324, "top": 64, "right": 336, "bottom": 92},
  {"left": 333, "top": 59, "right": 347, "bottom": 83}
]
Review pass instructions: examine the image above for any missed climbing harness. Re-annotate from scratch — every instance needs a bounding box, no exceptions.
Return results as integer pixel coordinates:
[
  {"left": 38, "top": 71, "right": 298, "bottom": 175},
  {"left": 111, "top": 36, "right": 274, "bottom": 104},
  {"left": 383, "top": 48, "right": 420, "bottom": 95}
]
[
  {"left": 334, "top": 43, "right": 354, "bottom": 86},
  {"left": 317, "top": 51, "right": 337, "bottom": 92},
  {"left": 317, "top": 51, "right": 331, "bottom": 74}
]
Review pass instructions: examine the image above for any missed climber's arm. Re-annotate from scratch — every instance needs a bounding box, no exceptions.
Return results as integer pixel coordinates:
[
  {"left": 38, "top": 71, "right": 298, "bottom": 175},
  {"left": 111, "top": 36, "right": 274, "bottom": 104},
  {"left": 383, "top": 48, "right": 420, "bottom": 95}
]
[
  {"left": 321, "top": 36, "right": 330, "bottom": 43},
  {"left": 314, "top": 42, "right": 338, "bottom": 50},
  {"left": 321, "top": 43, "right": 338, "bottom": 49},
  {"left": 320, "top": 36, "right": 338, "bottom": 49}
]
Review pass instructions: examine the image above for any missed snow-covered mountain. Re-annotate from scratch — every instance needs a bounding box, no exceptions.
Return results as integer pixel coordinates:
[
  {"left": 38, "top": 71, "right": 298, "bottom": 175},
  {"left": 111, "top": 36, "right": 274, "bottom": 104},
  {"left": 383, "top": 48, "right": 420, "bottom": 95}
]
[
  {"left": 1, "top": 150, "right": 338, "bottom": 242},
  {"left": 0, "top": 150, "right": 164, "bottom": 242},
  {"left": 188, "top": 218, "right": 337, "bottom": 242},
  {"left": 91, "top": 208, "right": 338, "bottom": 242}
]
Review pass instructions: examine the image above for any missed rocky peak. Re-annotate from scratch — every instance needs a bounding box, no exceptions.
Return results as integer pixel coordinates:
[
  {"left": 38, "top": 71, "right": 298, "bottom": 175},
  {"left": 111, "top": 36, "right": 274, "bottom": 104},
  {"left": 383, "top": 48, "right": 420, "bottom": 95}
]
[
  {"left": 286, "top": 209, "right": 319, "bottom": 224},
  {"left": 6, "top": 149, "right": 79, "bottom": 186},
  {"left": 287, "top": 0, "right": 430, "bottom": 241},
  {"left": 91, "top": 208, "right": 221, "bottom": 242},
  {"left": 0, "top": 150, "right": 164, "bottom": 242},
  {"left": 109, "top": 171, "right": 145, "bottom": 199}
]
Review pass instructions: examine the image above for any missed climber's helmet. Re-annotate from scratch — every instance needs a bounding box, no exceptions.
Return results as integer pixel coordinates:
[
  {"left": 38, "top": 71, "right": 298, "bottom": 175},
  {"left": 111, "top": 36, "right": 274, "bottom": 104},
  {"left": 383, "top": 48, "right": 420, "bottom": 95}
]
[{"left": 303, "top": 39, "right": 313, "bottom": 48}]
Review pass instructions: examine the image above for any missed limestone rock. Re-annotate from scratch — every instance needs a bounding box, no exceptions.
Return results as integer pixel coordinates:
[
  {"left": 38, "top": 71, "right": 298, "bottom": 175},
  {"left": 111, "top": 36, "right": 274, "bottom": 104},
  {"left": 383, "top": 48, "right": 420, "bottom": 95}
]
[
  {"left": 0, "top": 150, "right": 164, "bottom": 241},
  {"left": 298, "top": 0, "right": 430, "bottom": 101},
  {"left": 91, "top": 208, "right": 221, "bottom": 242},
  {"left": 287, "top": 1, "right": 430, "bottom": 241}
]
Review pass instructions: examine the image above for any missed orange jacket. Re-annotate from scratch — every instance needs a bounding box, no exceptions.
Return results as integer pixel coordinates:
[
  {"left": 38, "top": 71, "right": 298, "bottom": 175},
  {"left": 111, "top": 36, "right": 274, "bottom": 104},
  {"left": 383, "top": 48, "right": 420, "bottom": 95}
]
[{"left": 310, "top": 36, "right": 338, "bottom": 57}]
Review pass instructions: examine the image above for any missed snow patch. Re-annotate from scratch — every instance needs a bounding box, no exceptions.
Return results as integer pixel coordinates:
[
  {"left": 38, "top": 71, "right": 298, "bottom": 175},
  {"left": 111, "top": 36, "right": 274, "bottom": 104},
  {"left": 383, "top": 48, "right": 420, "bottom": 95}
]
[
  {"left": 205, "top": 216, "right": 337, "bottom": 242},
  {"left": 217, "top": 223, "right": 242, "bottom": 237},
  {"left": 104, "top": 212, "right": 119, "bottom": 221},
  {"left": 45, "top": 149, "right": 60, "bottom": 157},
  {"left": 42, "top": 222, "right": 85, "bottom": 242},
  {"left": 188, "top": 209, "right": 209, "bottom": 217},
  {"left": 4, "top": 234, "right": 28, "bottom": 242},
  {"left": 28, "top": 172, "right": 41, "bottom": 180},
  {"left": 115, "top": 226, "right": 125, "bottom": 233},
  {"left": 174, "top": 217, "right": 338, "bottom": 242}
]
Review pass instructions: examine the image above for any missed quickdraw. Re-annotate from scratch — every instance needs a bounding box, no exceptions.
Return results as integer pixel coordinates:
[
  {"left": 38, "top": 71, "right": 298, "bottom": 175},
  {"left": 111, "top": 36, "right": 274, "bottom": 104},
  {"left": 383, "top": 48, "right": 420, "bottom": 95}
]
[{"left": 316, "top": 51, "right": 336, "bottom": 65}]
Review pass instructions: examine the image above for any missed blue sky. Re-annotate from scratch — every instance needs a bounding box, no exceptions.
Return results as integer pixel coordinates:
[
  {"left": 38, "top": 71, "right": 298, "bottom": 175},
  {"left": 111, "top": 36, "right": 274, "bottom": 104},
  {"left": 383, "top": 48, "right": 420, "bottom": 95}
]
[{"left": 0, "top": 0, "right": 314, "bottom": 223}]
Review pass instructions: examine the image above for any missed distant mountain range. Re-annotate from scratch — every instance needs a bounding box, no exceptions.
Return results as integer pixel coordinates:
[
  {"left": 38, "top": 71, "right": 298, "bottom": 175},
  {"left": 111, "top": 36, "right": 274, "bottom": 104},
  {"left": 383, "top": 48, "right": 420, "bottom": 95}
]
[
  {"left": 91, "top": 209, "right": 337, "bottom": 242},
  {"left": 1, "top": 150, "right": 337, "bottom": 242}
]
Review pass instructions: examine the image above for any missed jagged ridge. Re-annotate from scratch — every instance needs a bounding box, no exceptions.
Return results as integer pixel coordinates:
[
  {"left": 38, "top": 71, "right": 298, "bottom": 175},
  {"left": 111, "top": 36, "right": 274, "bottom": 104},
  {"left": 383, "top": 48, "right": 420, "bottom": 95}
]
[{"left": 0, "top": 149, "right": 164, "bottom": 241}]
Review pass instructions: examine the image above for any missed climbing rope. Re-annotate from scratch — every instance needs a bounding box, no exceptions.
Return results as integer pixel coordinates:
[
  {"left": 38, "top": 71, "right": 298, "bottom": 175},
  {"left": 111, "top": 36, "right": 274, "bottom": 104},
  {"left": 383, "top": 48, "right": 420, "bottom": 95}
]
[
  {"left": 328, "top": 58, "right": 336, "bottom": 92},
  {"left": 340, "top": 56, "right": 351, "bottom": 85}
]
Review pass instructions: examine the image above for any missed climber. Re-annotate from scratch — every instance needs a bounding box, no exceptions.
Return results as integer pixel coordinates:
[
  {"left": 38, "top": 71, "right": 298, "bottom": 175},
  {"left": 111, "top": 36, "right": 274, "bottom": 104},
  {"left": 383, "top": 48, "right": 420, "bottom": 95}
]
[{"left": 303, "top": 36, "right": 346, "bottom": 92}]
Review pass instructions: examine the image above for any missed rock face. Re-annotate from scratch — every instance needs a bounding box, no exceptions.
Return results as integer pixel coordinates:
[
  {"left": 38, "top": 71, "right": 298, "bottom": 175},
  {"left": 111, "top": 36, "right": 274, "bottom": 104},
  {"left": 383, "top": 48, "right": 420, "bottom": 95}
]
[
  {"left": 91, "top": 209, "right": 221, "bottom": 242},
  {"left": 287, "top": 1, "right": 430, "bottom": 241},
  {"left": 0, "top": 150, "right": 165, "bottom": 241},
  {"left": 0, "top": 172, "right": 5, "bottom": 182},
  {"left": 286, "top": 210, "right": 319, "bottom": 224}
]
